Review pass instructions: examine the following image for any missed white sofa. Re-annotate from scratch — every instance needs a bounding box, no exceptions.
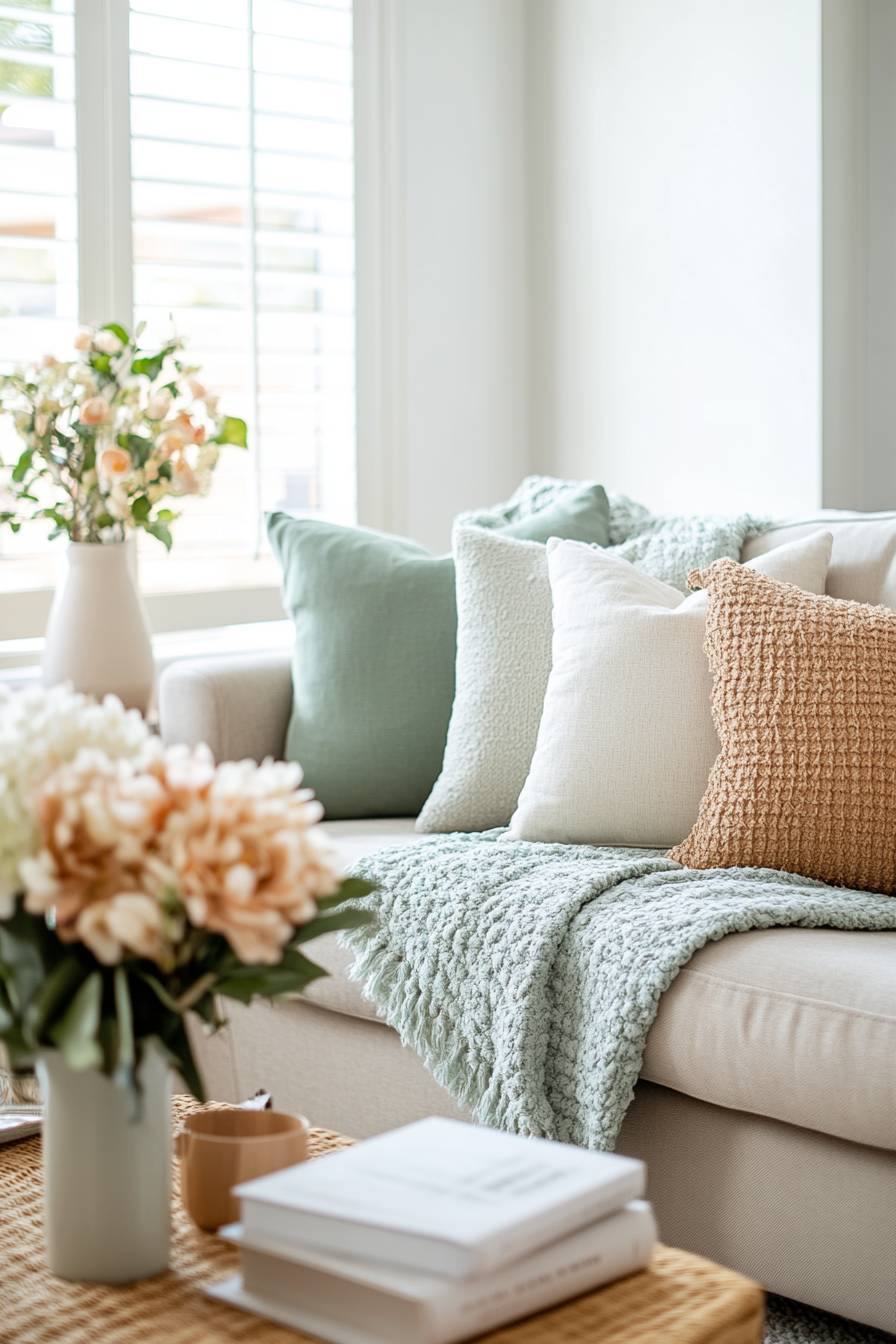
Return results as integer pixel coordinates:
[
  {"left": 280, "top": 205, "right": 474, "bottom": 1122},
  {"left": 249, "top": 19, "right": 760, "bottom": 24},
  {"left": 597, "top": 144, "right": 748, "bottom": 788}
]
[{"left": 159, "top": 512, "right": 896, "bottom": 1333}]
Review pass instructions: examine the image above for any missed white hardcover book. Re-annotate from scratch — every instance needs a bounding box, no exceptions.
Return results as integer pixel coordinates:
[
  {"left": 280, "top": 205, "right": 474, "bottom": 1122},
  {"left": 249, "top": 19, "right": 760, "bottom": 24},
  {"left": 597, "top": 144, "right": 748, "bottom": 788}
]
[
  {"left": 0, "top": 1107, "right": 41, "bottom": 1145},
  {"left": 207, "top": 1200, "right": 657, "bottom": 1344},
  {"left": 233, "top": 1116, "right": 645, "bottom": 1279}
]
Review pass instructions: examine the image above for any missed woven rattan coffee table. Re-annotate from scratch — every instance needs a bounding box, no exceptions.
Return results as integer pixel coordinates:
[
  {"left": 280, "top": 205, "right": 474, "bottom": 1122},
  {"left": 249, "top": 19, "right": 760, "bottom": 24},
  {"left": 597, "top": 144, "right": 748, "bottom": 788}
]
[{"left": 0, "top": 1096, "right": 764, "bottom": 1344}]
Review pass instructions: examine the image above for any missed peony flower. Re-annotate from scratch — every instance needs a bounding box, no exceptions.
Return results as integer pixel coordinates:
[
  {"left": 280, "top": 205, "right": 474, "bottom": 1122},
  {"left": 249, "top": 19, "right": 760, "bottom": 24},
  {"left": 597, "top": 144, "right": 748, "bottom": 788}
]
[
  {"left": 94, "top": 329, "right": 123, "bottom": 355},
  {"left": 80, "top": 892, "right": 171, "bottom": 966},
  {"left": 98, "top": 446, "right": 132, "bottom": 481},
  {"left": 80, "top": 397, "right": 109, "bottom": 426},
  {"left": 73, "top": 327, "right": 93, "bottom": 351},
  {"left": 147, "top": 390, "right": 171, "bottom": 421},
  {"left": 157, "top": 430, "right": 184, "bottom": 460},
  {"left": 170, "top": 455, "right": 202, "bottom": 495},
  {"left": 19, "top": 745, "right": 184, "bottom": 967},
  {"left": 0, "top": 686, "right": 150, "bottom": 917},
  {"left": 160, "top": 752, "right": 342, "bottom": 964},
  {"left": 173, "top": 411, "right": 205, "bottom": 445}
]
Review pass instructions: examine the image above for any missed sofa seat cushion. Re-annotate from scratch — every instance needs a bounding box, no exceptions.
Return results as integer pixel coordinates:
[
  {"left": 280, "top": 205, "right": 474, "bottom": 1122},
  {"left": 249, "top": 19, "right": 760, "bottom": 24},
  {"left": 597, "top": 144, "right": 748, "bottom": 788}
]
[
  {"left": 642, "top": 926, "right": 896, "bottom": 1151},
  {"left": 302, "top": 819, "right": 425, "bottom": 1022},
  {"left": 304, "top": 822, "right": 896, "bottom": 1151}
]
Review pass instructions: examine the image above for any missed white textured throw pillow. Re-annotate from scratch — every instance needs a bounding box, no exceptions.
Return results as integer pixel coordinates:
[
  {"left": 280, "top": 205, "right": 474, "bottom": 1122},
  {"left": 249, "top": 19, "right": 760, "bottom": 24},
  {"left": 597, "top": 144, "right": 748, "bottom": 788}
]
[
  {"left": 508, "top": 530, "right": 834, "bottom": 848},
  {"left": 416, "top": 527, "right": 552, "bottom": 833}
]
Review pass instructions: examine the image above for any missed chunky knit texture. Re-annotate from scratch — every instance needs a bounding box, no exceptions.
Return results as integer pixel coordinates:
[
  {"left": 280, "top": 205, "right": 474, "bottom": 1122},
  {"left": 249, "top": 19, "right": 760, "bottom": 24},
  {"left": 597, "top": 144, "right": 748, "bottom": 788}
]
[
  {"left": 458, "top": 479, "right": 771, "bottom": 594},
  {"left": 343, "top": 833, "right": 896, "bottom": 1151},
  {"left": 670, "top": 559, "right": 896, "bottom": 894}
]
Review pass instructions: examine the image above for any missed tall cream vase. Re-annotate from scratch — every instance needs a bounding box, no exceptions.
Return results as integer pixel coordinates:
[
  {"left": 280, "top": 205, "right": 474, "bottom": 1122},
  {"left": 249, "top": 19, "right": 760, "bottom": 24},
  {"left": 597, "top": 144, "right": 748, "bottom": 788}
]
[
  {"left": 42, "top": 538, "right": 155, "bottom": 713},
  {"left": 37, "top": 1044, "right": 171, "bottom": 1283}
]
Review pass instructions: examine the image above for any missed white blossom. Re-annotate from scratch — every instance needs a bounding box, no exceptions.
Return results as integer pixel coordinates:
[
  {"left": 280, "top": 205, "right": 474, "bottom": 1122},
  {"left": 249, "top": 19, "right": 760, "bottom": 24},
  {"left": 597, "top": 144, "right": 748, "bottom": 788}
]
[{"left": 0, "top": 685, "right": 150, "bottom": 917}]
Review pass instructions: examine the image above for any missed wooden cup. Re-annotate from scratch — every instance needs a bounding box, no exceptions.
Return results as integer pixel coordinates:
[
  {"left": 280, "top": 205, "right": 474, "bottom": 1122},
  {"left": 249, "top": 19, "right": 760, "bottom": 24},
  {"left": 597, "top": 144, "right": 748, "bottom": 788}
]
[{"left": 176, "top": 1109, "right": 309, "bottom": 1231}]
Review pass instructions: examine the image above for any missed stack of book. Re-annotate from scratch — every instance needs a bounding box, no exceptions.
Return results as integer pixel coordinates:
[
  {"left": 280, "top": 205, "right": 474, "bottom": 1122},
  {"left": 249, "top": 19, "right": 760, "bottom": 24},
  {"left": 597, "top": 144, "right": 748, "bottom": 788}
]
[
  {"left": 0, "top": 1104, "right": 42, "bottom": 1145},
  {"left": 206, "top": 1116, "right": 656, "bottom": 1344}
]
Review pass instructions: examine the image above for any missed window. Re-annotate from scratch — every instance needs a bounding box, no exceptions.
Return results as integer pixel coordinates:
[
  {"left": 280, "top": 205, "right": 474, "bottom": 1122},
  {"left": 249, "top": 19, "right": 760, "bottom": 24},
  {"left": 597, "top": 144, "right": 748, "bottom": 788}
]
[{"left": 0, "top": 0, "right": 355, "bottom": 610}]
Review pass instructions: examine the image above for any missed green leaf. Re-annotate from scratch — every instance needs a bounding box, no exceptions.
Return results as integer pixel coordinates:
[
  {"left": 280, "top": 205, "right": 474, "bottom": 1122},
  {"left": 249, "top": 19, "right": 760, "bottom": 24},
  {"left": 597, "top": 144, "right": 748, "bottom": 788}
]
[
  {"left": 114, "top": 966, "right": 135, "bottom": 1077},
  {"left": 138, "top": 970, "right": 182, "bottom": 1015},
  {"left": 90, "top": 353, "right": 111, "bottom": 375},
  {"left": 101, "top": 322, "right": 130, "bottom": 345},
  {"left": 156, "top": 508, "right": 175, "bottom": 521},
  {"left": 23, "top": 957, "right": 88, "bottom": 1047},
  {"left": 49, "top": 971, "right": 103, "bottom": 1071},
  {"left": 189, "top": 993, "right": 227, "bottom": 1032},
  {"left": 82, "top": 444, "right": 96, "bottom": 473},
  {"left": 149, "top": 1022, "right": 205, "bottom": 1103},
  {"left": 131, "top": 354, "right": 165, "bottom": 381},
  {"left": 211, "top": 416, "right": 248, "bottom": 448},
  {"left": 314, "top": 877, "right": 377, "bottom": 910},
  {"left": 0, "top": 908, "right": 51, "bottom": 1016},
  {"left": 11, "top": 447, "right": 32, "bottom": 482},
  {"left": 144, "top": 520, "right": 172, "bottom": 551},
  {"left": 130, "top": 494, "right": 151, "bottom": 522},
  {"left": 290, "top": 908, "right": 374, "bottom": 944},
  {"left": 118, "top": 432, "right": 152, "bottom": 468},
  {"left": 215, "top": 950, "right": 328, "bottom": 1004},
  {"left": 94, "top": 513, "right": 115, "bottom": 530},
  {"left": 156, "top": 460, "right": 173, "bottom": 481}
]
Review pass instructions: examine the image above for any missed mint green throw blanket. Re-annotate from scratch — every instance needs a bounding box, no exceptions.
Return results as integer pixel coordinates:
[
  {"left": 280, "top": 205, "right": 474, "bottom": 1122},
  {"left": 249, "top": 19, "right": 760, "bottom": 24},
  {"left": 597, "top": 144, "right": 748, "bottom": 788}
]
[{"left": 343, "top": 834, "right": 896, "bottom": 1151}]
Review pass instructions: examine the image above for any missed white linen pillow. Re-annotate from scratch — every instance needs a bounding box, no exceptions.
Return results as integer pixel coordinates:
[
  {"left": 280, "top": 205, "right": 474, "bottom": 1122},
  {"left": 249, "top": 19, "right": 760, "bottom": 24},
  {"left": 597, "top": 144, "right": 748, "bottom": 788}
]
[
  {"left": 416, "top": 527, "right": 552, "bottom": 833},
  {"left": 508, "top": 530, "right": 834, "bottom": 849}
]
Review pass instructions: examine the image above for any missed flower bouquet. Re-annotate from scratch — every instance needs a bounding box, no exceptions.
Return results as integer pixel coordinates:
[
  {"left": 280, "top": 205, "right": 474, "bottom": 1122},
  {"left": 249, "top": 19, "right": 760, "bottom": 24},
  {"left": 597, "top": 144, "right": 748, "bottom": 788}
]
[
  {"left": 0, "top": 684, "right": 374, "bottom": 1281},
  {"left": 0, "top": 323, "right": 247, "bottom": 550},
  {"left": 0, "top": 685, "right": 372, "bottom": 1097}
]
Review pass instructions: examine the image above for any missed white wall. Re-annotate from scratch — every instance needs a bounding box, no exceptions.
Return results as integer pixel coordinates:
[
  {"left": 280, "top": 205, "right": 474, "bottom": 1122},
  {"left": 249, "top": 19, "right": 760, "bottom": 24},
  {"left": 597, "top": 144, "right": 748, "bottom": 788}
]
[
  {"left": 357, "top": 0, "right": 838, "bottom": 549},
  {"left": 403, "top": 0, "right": 530, "bottom": 552},
  {"left": 824, "top": 0, "right": 896, "bottom": 511},
  {"left": 355, "top": 0, "right": 530, "bottom": 554},
  {"left": 528, "top": 0, "right": 823, "bottom": 518}
]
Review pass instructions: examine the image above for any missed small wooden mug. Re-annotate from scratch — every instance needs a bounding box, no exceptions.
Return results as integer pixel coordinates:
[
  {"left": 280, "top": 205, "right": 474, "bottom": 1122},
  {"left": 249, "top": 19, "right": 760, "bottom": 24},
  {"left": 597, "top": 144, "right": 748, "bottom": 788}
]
[{"left": 176, "top": 1109, "right": 309, "bottom": 1230}]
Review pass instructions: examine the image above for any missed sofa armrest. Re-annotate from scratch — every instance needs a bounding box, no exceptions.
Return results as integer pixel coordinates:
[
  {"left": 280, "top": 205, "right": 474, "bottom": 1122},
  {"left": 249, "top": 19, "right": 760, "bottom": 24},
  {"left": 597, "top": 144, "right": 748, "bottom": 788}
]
[{"left": 158, "top": 651, "right": 293, "bottom": 764}]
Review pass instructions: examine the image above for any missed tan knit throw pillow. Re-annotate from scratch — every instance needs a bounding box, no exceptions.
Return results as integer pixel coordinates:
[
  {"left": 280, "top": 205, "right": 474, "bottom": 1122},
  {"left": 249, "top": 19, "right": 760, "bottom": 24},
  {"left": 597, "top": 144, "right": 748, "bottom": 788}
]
[{"left": 669, "top": 558, "right": 896, "bottom": 894}]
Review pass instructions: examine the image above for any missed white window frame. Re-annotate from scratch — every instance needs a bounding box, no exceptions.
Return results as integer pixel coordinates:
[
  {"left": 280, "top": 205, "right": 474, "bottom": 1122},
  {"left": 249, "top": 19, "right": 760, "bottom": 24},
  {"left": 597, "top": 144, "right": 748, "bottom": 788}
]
[{"left": 0, "top": 0, "right": 366, "bottom": 645}]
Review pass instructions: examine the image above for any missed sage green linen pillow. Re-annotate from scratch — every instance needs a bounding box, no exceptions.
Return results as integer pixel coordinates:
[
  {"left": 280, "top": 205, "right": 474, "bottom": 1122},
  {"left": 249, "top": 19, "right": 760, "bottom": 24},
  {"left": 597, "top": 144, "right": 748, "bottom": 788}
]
[{"left": 268, "top": 483, "right": 609, "bottom": 819}]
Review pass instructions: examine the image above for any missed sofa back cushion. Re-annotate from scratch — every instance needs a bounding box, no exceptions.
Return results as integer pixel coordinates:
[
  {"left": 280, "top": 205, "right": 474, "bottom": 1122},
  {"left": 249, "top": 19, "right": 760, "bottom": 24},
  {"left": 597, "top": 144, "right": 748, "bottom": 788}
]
[
  {"left": 508, "top": 531, "right": 832, "bottom": 848},
  {"left": 742, "top": 510, "right": 896, "bottom": 606}
]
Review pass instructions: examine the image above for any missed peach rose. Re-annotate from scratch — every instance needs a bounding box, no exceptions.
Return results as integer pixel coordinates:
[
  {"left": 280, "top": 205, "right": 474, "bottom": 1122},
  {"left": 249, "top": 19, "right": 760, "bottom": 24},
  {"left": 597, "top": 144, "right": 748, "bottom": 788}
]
[
  {"left": 187, "top": 378, "right": 206, "bottom": 401},
  {"left": 80, "top": 397, "right": 109, "bottom": 426},
  {"left": 173, "top": 411, "right": 205, "bottom": 445},
  {"left": 147, "top": 391, "right": 171, "bottom": 420},
  {"left": 157, "top": 430, "right": 184, "bottom": 460},
  {"left": 98, "top": 446, "right": 132, "bottom": 481},
  {"left": 73, "top": 327, "right": 93, "bottom": 351},
  {"left": 94, "top": 328, "right": 123, "bottom": 355},
  {"left": 170, "top": 456, "right": 202, "bottom": 495}
]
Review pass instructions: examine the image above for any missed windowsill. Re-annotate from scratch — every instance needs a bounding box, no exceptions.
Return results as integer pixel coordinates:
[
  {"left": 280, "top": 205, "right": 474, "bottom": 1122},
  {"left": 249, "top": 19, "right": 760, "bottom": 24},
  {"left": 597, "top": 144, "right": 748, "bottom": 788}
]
[
  {"left": 0, "top": 550, "right": 283, "bottom": 596},
  {"left": 0, "top": 618, "right": 294, "bottom": 687},
  {"left": 0, "top": 551, "right": 287, "bottom": 640}
]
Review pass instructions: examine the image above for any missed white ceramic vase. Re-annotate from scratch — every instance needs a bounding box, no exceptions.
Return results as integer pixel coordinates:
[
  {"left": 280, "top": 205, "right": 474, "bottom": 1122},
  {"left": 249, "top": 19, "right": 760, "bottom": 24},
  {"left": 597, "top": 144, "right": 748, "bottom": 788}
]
[
  {"left": 42, "top": 539, "right": 155, "bottom": 714},
  {"left": 37, "top": 1045, "right": 171, "bottom": 1284}
]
